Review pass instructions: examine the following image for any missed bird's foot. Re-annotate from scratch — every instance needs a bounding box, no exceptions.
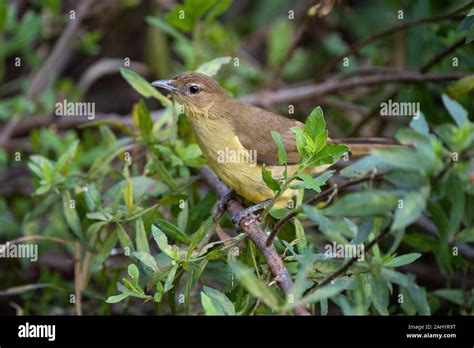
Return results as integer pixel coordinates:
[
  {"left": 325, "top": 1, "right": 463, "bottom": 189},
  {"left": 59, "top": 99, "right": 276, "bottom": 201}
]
[
  {"left": 213, "top": 190, "right": 236, "bottom": 221},
  {"left": 231, "top": 199, "right": 272, "bottom": 228}
]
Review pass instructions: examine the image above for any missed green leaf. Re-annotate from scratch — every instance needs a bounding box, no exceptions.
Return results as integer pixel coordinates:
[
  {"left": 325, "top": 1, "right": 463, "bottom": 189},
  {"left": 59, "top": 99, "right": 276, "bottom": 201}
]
[
  {"left": 321, "top": 191, "right": 398, "bottom": 217},
  {"left": 0, "top": 2, "right": 7, "bottom": 31},
  {"left": 145, "top": 16, "right": 191, "bottom": 43},
  {"left": 304, "top": 107, "right": 326, "bottom": 138},
  {"left": 456, "top": 228, "right": 474, "bottom": 243},
  {"left": 294, "top": 218, "right": 308, "bottom": 254},
  {"left": 303, "top": 206, "right": 350, "bottom": 244},
  {"left": 308, "top": 144, "right": 348, "bottom": 166},
  {"left": 152, "top": 225, "right": 177, "bottom": 260},
  {"left": 128, "top": 264, "right": 140, "bottom": 285},
  {"left": 286, "top": 278, "right": 353, "bottom": 310},
  {"left": 133, "top": 251, "right": 159, "bottom": 272},
  {"left": 53, "top": 140, "right": 79, "bottom": 177},
  {"left": 271, "top": 131, "right": 287, "bottom": 165},
  {"left": 155, "top": 219, "right": 191, "bottom": 244},
  {"left": 62, "top": 191, "right": 83, "bottom": 239},
  {"left": 133, "top": 99, "right": 153, "bottom": 136},
  {"left": 433, "top": 289, "right": 464, "bottom": 306},
  {"left": 384, "top": 253, "right": 421, "bottom": 268},
  {"left": 368, "top": 274, "right": 389, "bottom": 315},
  {"left": 313, "top": 130, "right": 329, "bottom": 153},
  {"left": 164, "top": 264, "right": 178, "bottom": 292},
  {"left": 294, "top": 171, "right": 333, "bottom": 192},
  {"left": 105, "top": 292, "right": 132, "bottom": 303},
  {"left": 261, "top": 165, "right": 281, "bottom": 191},
  {"left": 164, "top": 0, "right": 216, "bottom": 32},
  {"left": 291, "top": 127, "right": 306, "bottom": 157},
  {"left": 200, "top": 286, "right": 235, "bottom": 315},
  {"left": 404, "top": 232, "right": 438, "bottom": 252},
  {"left": 409, "top": 112, "right": 429, "bottom": 135},
  {"left": 446, "top": 75, "right": 474, "bottom": 99},
  {"left": 391, "top": 188, "right": 429, "bottom": 231},
  {"left": 466, "top": 24, "right": 474, "bottom": 43},
  {"left": 90, "top": 232, "right": 118, "bottom": 272},
  {"left": 5, "top": 11, "right": 42, "bottom": 56},
  {"left": 341, "top": 146, "right": 435, "bottom": 178},
  {"left": 188, "top": 216, "right": 214, "bottom": 256},
  {"left": 120, "top": 68, "right": 171, "bottom": 107},
  {"left": 116, "top": 224, "right": 134, "bottom": 253},
  {"left": 230, "top": 261, "right": 280, "bottom": 309},
  {"left": 267, "top": 18, "right": 293, "bottom": 68},
  {"left": 105, "top": 176, "right": 168, "bottom": 203},
  {"left": 205, "top": 0, "right": 232, "bottom": 21},
  {"left": 123, "top": 168, "right": 134, "bottom": 213},
  {"left": 135, "top": 218, "right": 150, "bottom": 253},
  {"left": 81, "top": 119, "right": 136, "bottom": 136},
  {"left": 196, "top": 56, "right": 231, "bottom": 77},
  {"left": 442, "top": 94, "right": 468, "bottom": 127},
  {"left": 151, "top": 157, "right": 178, "bottom": 190}
]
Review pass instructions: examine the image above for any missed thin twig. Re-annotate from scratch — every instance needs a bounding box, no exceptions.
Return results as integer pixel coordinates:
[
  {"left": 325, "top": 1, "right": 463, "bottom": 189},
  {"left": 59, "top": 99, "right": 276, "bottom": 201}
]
[
  {"left": 319, "top": 3, "right": 471, "bottom": 76},
  {"left": 240, "top": 71, "right": 469, "bottom": 106},
  {"left": 5, "top": 68, "right": 468, "bottom": 149},
  {"left": 4, "top": 235, "right": 72, "bottom": 245},
  {"left": 74, "top": 242, "right": 83, "bottom": 316},
  {"left": 307, "top": 225, "right": 391, "bottom": 293},
  {"left": 266, "top": 171, "right": 383, "bottom": 246},
  {"left": 199, "top": 166, "right": 310, "bottom": 316},
  {"left": 349, "top": 37, "right": 467, "bottom": 136}
]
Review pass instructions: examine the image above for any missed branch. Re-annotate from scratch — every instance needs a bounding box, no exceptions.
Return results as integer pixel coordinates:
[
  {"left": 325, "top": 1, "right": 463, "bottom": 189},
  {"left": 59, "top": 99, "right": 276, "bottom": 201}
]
[
  {"left": 5, "top": 68, "right": 467, "bottom": 146},
  {"left": 319, "top": 3, "right": 471, "bottom": 76},
  {"left": 240, "top": 71, "right": 469, "bottom": 106},
  {"left": 349, "top": 37, "right": 467, "bottom": 135},
  {"left": 306, "top": 224, "right": 392, "bottom": 294},
  {"left": 0, "top": 0, "right": 94, "bottom": 147},
  {"left": 266, "top": 171, "right": 382, "bottom": 246},
  {"left": 199, "top": 166, "right": 310, "bottom": 316},
  {"left": 77, "top": 58, "right": 149, "bottom": 93}
]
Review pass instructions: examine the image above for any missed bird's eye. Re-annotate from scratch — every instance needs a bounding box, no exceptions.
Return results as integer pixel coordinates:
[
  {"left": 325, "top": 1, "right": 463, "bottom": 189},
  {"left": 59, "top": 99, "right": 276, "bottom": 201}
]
[{"left": 188, "top": 84, "right": 200, "bottom": 94}]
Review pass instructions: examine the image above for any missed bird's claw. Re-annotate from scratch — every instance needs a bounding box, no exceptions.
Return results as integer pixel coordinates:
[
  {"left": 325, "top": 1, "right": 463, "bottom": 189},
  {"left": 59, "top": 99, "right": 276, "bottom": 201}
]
[
  {"left": 231, "top": 199, "right": 272, "bottom": 228},
  {"left": 232, "top": 209, "right": 255, "bottom": 227},
  {"left": 213, "top": 190, "right": 236, "bottom": 221}
]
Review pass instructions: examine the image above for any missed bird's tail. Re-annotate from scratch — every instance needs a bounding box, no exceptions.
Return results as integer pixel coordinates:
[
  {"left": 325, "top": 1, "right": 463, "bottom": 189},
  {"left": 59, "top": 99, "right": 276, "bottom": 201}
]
[{"left": 331, "top": 137, "right": 401, "bottom": 158}]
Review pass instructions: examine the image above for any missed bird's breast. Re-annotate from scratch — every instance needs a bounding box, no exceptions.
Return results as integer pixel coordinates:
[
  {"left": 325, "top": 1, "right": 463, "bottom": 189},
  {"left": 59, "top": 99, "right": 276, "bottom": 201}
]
[{"left": 189, "top": 116, "right": 288, "bottom": 204}]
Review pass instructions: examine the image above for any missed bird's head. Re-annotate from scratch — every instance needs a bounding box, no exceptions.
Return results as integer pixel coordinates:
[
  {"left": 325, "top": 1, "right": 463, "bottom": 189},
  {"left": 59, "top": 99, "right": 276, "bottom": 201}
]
[{"left": 152, "top": 72, "right": 230, "bottom": 118}]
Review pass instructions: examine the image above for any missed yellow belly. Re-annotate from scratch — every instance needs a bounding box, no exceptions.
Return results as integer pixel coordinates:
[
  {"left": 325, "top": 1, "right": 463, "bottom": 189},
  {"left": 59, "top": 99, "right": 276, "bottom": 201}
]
[{"left": 189, "top": 116, "right": 327, "bottom": 207}]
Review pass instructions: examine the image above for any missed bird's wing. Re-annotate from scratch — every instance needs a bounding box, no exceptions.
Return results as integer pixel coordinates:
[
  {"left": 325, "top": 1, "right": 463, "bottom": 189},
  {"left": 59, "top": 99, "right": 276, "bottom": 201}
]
[{"left": 232, "top": 103, "right": 303, "bottom": 165}]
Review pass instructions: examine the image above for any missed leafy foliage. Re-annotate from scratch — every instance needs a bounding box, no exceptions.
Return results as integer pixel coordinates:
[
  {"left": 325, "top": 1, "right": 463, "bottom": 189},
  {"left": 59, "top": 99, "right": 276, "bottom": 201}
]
[{"left": 0, "top": 0, "right": 472, "bottom": 317}]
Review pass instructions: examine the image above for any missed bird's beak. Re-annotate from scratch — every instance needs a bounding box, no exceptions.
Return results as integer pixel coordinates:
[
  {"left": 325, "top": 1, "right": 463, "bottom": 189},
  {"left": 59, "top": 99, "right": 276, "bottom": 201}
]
[{"left": 151, "top": 80, "right": 180, "bottom": 94}]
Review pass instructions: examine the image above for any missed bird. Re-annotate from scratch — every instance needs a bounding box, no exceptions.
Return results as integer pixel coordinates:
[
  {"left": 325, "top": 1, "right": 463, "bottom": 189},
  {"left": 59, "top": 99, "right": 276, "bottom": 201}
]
[{"left": 152, "top": 72, "right": 396, "bottom": 222}]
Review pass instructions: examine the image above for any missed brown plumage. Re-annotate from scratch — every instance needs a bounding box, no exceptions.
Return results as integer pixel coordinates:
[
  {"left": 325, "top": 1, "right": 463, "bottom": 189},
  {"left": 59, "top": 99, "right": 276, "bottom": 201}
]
[{"left": 152, "top": 72, "right": 397, "bottom": 204}]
